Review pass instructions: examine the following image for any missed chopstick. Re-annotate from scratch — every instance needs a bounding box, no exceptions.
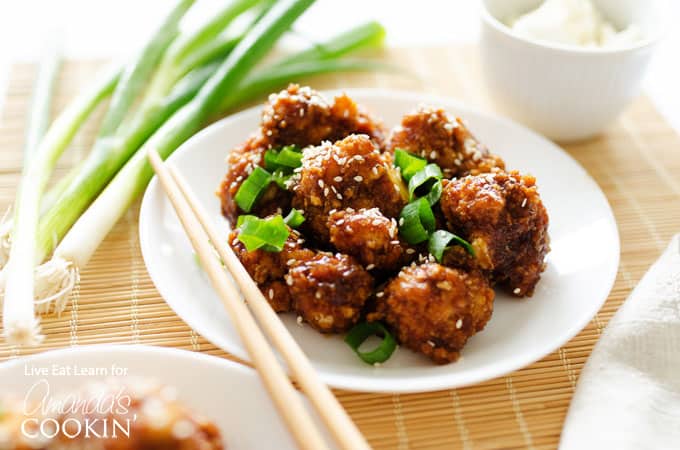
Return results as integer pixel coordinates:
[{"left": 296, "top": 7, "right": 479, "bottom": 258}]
[
  {"left": 148, "top": 148, "right": 372, "bottom": 450},
  {"left": 147, "top": 149, "right": 329, "bottom": 450}
]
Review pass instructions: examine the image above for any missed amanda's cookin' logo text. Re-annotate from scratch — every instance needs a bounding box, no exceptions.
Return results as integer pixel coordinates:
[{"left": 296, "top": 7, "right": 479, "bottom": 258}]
[{"left": 21, "top": 379, "right": 138, "bottom": 440}]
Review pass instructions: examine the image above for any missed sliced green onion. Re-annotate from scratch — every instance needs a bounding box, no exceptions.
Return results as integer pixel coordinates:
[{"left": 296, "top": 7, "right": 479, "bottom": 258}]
[
  {"left": 408, "top": 163, "right": 442, "bottom": 200},
  {"left": 271, "top": 170, "right": 291, "bottom": 189},
  {"left": 237, "top": 214, "right": 290, "bottom": 252},
  {"left": 264, "top": 145, "right": 302, "bottom": 172},
  {"left": 284, "top": 208, "right": 305, "bottom": 227},
  {"left": 394, "top": 148, "right": 426, "bottom": 183},
  {"left": 428, "top": 230, "right": 474, "bottom": 262},
  {"left": 235, "top": 167, "right": 272, "bottom": 212},
  {"left": 344, "top": 321, "right": 397, "bottom": 364},
  {"left": 398, "top": 198, "right": 435, "bottom": 244},
  {"left": 424, "top": 179, "right": 442, "bottom": 206}
]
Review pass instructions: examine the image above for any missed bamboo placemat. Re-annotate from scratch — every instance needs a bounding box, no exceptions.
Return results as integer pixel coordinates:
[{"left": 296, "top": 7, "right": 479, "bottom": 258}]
[{"left": 2, "top": 46, "right": 680, "bottom": 450}]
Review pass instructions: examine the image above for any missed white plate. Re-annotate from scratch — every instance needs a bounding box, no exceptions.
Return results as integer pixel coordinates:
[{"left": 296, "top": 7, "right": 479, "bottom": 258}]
[
  {"left": 0, "top": 345, "right": 312, "bottom": 450},
  {"left": 139, "top": 89, "right": 620, "bottom": 393}
]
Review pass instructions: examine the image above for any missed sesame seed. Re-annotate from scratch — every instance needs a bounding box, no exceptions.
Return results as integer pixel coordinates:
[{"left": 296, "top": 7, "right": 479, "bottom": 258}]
[
  {"left": 372, "top": 219, "right": 382, "bottom": 226},
  {"left": 436, "top": 281, "right": 452, "bottom": 291},
  {"left": 366, "top": 264, "right": 375, "bottom": 270},
  {"left": 324, "top": 187, "right": 329, "bottom": 196},
  {"left": 287, "top": 259, "right": 297, "bottom": 266},
  {"left": 372, "top": 166, "right": 379, "bottom": 175},
  {"left": 399, "top": 218, "right": 405, "bottom": 226},
  {"left": 297, "top": 316, "right": 304, "bottom": 326},
  {"left": 521, "top": 198, "right": 527, "bottom": 207},
  {"left": 334, "top": 176, "right": 343, "bottom": 182},
  {"left": 430, "top": 151, "right": 438, "bottom": 160},
  {"left": 406, "top": 248, "right": 416, "bottom": 254},
  {"left": 285, "top": 276, "right": 293, "bottom": 286},
  {"left": 390, "top": 240, "right": 400, "bottom": 245},
  {"left": 336, "top": 219, "right": 345, "bottom": 225},
  {"left": 318, "top": 179, "right": 325, "bottom": 188},
  {"left": 373, "top": 362, "right": 382, "bottom": 367},
  {"left": 336, "top": 193, "right": 343, "bottom": 200},
  {"left": 427, "top": 340, "right": 435, "bottom": 347},
  {"left": 456, "top": 319, "right": 463, "bottom": 329},
  {"left": 513, "top": 288, "right": 521, "bottom": 294},
  {"left": 268, "top": 289, "right": 274, "bottom": 299},
  {"left": 354, "top": 175, "right": 363, "bottom": 182},
  {"left": 315, "top": 291, "right": 322, "bottom": 299},
  {"left": 376, "top": 292, "right": 384, "bottom": 298}
]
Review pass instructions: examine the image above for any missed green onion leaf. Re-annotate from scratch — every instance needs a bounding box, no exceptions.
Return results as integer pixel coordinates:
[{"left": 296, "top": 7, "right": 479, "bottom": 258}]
[
  {"left": 394, "top": 148, "right": 427, "bottom": 182},
  {"left": 284, "top": 208, "right": 305, "bottom": 227},
  {"left": 235, "top": 167, "right": 272, "bottom": 212},
  {"left": 264, "top": 145, "right": 302, "bottom": 172},
  {"left": 271, "top": 170, "right": 291, "bottom": 189},
  {"left": 344, "top": 321, "right": 397, "bottom": 364},
  {"left": 408, "top": 163, "right": 442, "bottom": 200},
  {"left": 237, "top": 214, "right": 290, "bottom": 252},
  {"left": 424, "top": 179, "right": 442, "bottom": 206},
  {"left": 428, "top": 229, "right": 475, "bottom": 262},
  {"left": 399, "top": 198, "right": 435, "bottom": 244}
]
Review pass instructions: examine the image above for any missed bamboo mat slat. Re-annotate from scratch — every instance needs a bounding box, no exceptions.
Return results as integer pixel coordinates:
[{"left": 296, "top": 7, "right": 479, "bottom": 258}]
[{"left": 1, "top": 46, "right": 680, "bottom": 450}]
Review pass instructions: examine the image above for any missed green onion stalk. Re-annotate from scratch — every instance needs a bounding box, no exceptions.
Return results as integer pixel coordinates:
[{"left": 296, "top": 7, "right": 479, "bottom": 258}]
[
  {"left": 1, "top": 0, "right": 194, "bottom": 345},
  {"left": 0, "top": 49, "right": 61, "bottom": 267},
  {"left": 31, "top": 0, "right": 317, "bottom": 320},
  {"left": 1, "top": 66, "right": 119, "bottom": 345}
]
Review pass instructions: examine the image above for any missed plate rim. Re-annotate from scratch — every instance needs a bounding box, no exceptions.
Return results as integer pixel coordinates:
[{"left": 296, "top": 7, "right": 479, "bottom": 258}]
[{"left": 139, "top": 88, "right": 621, "bottom": 393}]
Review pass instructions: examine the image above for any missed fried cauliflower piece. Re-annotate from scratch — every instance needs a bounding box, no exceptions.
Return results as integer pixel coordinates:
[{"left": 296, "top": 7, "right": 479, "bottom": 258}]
[
  {"left": 229, "top": 227, "right": 315, "bottom": 312},
  {"left": 261, "top": 84, "right": 385, "bottom": 148},
  {"left": 218, "top": 133, "right": 292, "bottom": 225},
  {"left": 327, "top": 207, "right": 416, "bottom": 271},
  {"left": 387, "top": 106, "right": 505, "bottom": 178},
  {"left": 439, "top": 170, "right": 550, "bottom": 297},
  {"left": 287, "top": 253, "right": 373, "bottom": 333},
  {"left": 370, "top": 263, "right": 494, "bottom": 364},
  {"left": 218, "top": 85, "right": 385, "bottom": 224},
  {"left": 292, "top": 134, "right": 408, "bottom": 242}
]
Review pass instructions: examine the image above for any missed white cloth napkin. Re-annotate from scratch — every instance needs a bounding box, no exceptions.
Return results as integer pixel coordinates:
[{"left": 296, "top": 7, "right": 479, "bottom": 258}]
[{"left": 560, "top": 234, "right": 680, "bottom": 449}]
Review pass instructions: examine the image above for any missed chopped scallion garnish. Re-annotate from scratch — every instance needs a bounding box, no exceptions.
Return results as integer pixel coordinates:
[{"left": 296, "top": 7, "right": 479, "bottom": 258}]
[
  {"left": 398, "top": 197, "right": 435, "bottom": 244},
  {"left": 424, "top": 179, "right": 442, "bottom": 206},
  {"left": 264, "top": 145, "right": 302, "bottom": 172},
  {"left": 237, "top": 214, "right": 290, "bottom": 252},
  {"left": 344, "top": 321, "right": 397, "bottom": 364},
  {"left": 271, "top": 169, "right": 291, "bottom": 189},
  {"left": 234, "top": 167, "right": 272, "bottom": 212},
  {"left": 428, "top": 229, "right": 474, "bottom": 262},
  {"left": 408, "top": 163, "right": 442, "bottom": 200},
  {"left": 284, "top": 208, "right": 305, "bottom": 227},
  {"left": 393, "top": 148, "right": 427, "bottom": 182}
]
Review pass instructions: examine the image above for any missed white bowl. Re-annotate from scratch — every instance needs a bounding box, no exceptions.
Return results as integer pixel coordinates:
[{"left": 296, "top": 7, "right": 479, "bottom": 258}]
[
  {"left": 480, "top": 0, "right": 668, "bottom": 141},
  {"left": 139, "top": 89, "right": 620, "bottom": 393}
]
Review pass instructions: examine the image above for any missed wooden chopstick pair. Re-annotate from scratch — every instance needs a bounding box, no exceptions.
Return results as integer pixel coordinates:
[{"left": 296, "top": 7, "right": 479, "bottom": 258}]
[{"left": 147, "top": 148, "right": 371, "bottom": 450}]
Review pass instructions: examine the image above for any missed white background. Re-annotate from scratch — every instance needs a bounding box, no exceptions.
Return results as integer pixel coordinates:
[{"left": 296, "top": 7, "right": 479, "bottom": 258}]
[{"left": 1, "top": 0, "right": 679, "bottom": 131}]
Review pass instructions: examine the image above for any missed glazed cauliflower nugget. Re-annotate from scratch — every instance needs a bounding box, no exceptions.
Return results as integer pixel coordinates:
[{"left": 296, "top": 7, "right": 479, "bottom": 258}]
[
  {"left": 287, "top": 253, "right": 373, "bottom": 333},
  {"left": 388, "top": 106, "right": 505, "bottom": 177},
  {"left": 219, "top": 85, "right": 385, "bottom": 224},
  {"left": 372, "top": 263, "right": 494, "bottom": 364},
  {"left": 328, "top": 207, "right": 415, "bottom": 271},
  {"left": 440, "top": 170, "right": 550, "bottom": 297},
  {"left": 229, "top": 227, "right": 314, "bottom": 312},
  {"left": 292, "top": 134, "right": 408, "bottom": 242}
]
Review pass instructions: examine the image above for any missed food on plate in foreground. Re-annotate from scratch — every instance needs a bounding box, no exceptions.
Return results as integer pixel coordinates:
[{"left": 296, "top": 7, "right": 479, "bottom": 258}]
[
  {"left": 0, "top": 379, "right": 223, "bottom": 450},
  {"left": 218, "top": 85, "right": 551, "bottom": 364}
]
